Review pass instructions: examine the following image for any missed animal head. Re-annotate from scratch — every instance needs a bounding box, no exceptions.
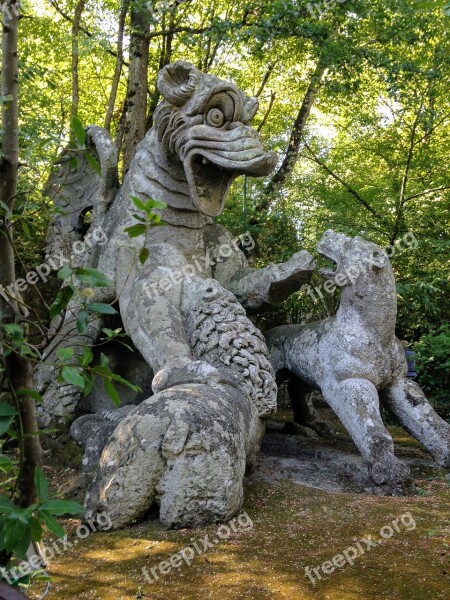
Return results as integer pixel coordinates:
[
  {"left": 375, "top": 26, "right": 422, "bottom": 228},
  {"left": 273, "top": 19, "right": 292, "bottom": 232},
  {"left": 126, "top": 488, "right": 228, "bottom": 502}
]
[
  {"left": 317, "top": 230, "right": 392, "bottom": 289},
  {"left": 154, "top": 61, "right": 277, "bottom": 216}
]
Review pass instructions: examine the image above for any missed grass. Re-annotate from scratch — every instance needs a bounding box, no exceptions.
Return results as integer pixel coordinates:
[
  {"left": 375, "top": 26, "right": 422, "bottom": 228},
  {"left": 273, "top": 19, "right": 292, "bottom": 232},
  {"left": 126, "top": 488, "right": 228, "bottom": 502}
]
[{"left": 26, "top": 426, "right": 450, "bottom": 600}]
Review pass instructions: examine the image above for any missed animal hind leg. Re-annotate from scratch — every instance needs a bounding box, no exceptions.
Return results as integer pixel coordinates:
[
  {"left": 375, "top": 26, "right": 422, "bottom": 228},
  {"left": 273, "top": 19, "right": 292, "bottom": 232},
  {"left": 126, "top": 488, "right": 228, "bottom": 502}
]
[
  {"left": 382, "top": 378, "right": 450, "bottom": 468},
  {"left": 322, "top": 378, "right": 411, "bottom": 489},
  {"left": 287, "top": 375, "right": 335, "bottom": 436}
]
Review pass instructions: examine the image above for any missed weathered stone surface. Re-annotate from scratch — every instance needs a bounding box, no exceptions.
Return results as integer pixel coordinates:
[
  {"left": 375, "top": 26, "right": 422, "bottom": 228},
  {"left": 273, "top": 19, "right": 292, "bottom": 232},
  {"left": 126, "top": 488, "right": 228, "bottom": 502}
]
[
  {"left": 36, "top": 61, "right": 314, "bottom": 528},
  {"left": 70, "top": 405, "right": 136, "bottom": 473},
  {"left": 85, "top": 382, "right": 263, "bottom": 529},
  {"left": 36, "top": 60, "right": 314, "bottom": 427},
  {"left": 266, "top": 230, "right": 450, "bottom": 491}
]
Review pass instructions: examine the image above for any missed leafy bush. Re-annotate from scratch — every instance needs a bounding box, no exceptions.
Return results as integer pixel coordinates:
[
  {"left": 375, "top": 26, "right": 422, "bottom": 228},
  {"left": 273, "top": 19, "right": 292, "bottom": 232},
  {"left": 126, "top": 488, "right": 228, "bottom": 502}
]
[
  {"left": 0, "top": 466, "right": 84, "bottom": 561},
  {"left": 414, "top": 325, "right": 450, "bottom": 420}
]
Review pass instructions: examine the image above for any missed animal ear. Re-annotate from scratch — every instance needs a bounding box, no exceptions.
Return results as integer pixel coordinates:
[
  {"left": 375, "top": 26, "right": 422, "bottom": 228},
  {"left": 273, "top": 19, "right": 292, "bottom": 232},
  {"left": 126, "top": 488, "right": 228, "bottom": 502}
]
[
  {"left": 242, "top": 97, "right": 259, "bottom": 123},
  {"left": 370, "top": 249, "right": 388, "bottom": 270},
  {"left": 157, "top": 61, "right": 200, "bottom": 106}
]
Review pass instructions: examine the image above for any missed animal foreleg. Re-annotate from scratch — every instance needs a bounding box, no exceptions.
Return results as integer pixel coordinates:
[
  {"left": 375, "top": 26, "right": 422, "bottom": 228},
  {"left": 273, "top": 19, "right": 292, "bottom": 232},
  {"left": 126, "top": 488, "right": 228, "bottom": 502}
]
[
  {"left": 322, "top": 378, "right": 411, "bottom": 489},
  {"left": 227, "top": 251, "right": 315, "bottom": 313},
  {"left": 382, "top": 378, "right": 450, "bottom": 468},
  {"left": 122, "top": 268, "right": 223, "bottom": 393}
]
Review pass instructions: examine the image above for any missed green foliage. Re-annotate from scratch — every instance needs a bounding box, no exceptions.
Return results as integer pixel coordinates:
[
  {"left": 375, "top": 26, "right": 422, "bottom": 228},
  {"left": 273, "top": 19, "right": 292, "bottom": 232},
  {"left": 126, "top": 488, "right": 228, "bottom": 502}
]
[
  {"left": 415, "top": 325, "right": 450, "bottom": 419},
  {"left": 0, "top": 467, "right": 84, "bottom": 560},
  {"left": 124, "top": 196, "right": 168, "bottom": 263},
  {"left": 56, "top": 348, "right": 141, "bottom": 407}
]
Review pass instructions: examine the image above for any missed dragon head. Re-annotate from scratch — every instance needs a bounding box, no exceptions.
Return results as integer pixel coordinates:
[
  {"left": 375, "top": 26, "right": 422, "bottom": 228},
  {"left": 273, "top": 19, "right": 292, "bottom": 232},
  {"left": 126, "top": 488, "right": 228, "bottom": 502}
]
[{"left": 154, "top": 61, "right": 277, "bottom": 216}]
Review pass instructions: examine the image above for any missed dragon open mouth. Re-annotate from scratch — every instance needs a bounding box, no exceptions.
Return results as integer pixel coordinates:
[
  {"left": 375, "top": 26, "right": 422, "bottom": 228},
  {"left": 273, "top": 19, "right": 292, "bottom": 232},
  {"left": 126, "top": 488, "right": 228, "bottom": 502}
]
[{"left": 182, "top": 125, "right": 277, "bottom": 216}]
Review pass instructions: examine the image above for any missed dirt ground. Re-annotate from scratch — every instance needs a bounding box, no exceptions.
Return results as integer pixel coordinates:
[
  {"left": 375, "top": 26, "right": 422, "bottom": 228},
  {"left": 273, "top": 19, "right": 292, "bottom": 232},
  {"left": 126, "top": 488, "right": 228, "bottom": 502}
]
[{"left": 25, "top": 419, "right": 449, "bottom": 600}]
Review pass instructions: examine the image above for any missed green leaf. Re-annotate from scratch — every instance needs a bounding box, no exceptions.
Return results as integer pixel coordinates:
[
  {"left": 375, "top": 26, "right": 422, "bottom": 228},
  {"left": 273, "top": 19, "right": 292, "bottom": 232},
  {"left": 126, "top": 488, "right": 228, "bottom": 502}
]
[
  {"left": 86, "top": 302, "right": 117, "bottom": 315},
  {"left": 38, "top": 510, "right": 65, "bottom": 539},
  {"left": 0, "top": 199, "right": 11, "bottom": 217},
  {"left": 82, "top": 372, "right": 95, "bottom": 397},
  {"left": 29, "top": 516, "right": 43, "bottom": 542},
  {"left": 34, "top": 466, "right": 48, "bottom": 501},
  {"left": 132, "top": 214, "right": 146, "bottom": 223},
  {"left": 69, "top": 154, "right": 79, "bottom": 169},
  {"left": 76, "top": 309, "right": 89, "bottom": 333},
  {"left": 84, "top": 151, "right": 101, "bottom": 176},
  {"left": 145, "top": 199, "right": 167, "bottom": 211},
  {"left": 0, "top": 402, "right": 17, "bottom": 417},
  {"left": 81, "top": 347, "right": 93, "bottom": 367},
  {"left": 39, "top": 499, "right": 85, "bottom": 516},
  {"left": 56, "top": 347, "right": 74, "bottom": 361},
  {"left": 74, "top": 268, "right": 113, "bottom": 287},
  {"left": 61, "top": 366, "right": 85, "bottom": 390},
  {"left": 57, "top": 265, "right": 73, "bottom": 280},
  {"left": 109, "top": 373, "right": 142, "bottom": 392},
  {"left": 101, "top": 328, "right": 117, "bottom": 338},
  {"left": 139, "top": 247, "right": 150, "bottom": 265},
  {"left": 443, "top": 2, "right": 450, "bottom": 15},
  {"left": 2, "top": 518, "right": 31, "bottom": 559},
  {"left": 3, "top": 323, "right": 24, "bottom": 347},
  {"left": 130, "top": 195, "right": 147, "bottom": 211},
  {"left": 16, "top": 389, "right": 44, "bottom": 404},
  {"left": 50, "top": 286, "right": 74, "bottom": 318},
  {"left": 20, "top": 219, "right": 31, "bottom": 240},
  {"left": 104, "top": 379, "right": 121, "bottom": 408},
  {"left": 71, "top": 116, "right": 86, "bottom": 147},
  {"left": 0, "top": 455, "right": 13, "bottom": 470},
  {"left": 0, "top": 496, "right": 16, "bottom": 514},
  {"left": 124, "top": 223, "right": 147, "bottom": 238},
  {"left": 0, "top": 417, "right": 15, "bottom": 436}
]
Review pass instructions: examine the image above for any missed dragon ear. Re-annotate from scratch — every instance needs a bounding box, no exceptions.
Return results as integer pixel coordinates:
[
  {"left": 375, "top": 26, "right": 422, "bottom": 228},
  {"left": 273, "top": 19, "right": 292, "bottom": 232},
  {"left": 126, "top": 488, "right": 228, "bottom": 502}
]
[
  {"left": 242, "top": 97, "right": 259, "bottom": 124},
  {"left": 157, "top": 61, "right": 200, "bottom": 106}
]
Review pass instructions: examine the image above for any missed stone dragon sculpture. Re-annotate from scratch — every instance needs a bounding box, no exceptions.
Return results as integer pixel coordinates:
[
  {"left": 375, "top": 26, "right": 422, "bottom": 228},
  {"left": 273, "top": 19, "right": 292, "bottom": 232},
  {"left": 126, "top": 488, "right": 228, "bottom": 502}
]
[
  {"left": 266, "top": 231, "right": 450, "bottom": 492},
  {"left": 36, "top": 61, "right": 448, "bottom": 526},
  {"left": 35, "top": 61, "right": 314, "bottom": 527}
]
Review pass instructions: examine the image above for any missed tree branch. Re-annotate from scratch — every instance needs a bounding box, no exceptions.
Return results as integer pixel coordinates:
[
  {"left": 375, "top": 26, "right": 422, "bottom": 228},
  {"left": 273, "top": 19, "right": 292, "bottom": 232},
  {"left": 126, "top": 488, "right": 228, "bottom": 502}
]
[
  {"left": 405, "top": 185, "right": 450, "bottom": 202},
  {"left": 256, "top": 58, "right": 327, "bottom": 212},
  {"left": 257, "top": 91, "right": 276, "bottom": 133},
  {"left": 302, "top": 143, "right": 384, "bottom": 222}
]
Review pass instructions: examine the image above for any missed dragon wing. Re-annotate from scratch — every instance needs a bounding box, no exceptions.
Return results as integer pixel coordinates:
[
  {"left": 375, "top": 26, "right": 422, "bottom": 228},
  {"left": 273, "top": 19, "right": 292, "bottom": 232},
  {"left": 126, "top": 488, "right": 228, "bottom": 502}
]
[{"left": 44, "top": 125, "right": 119, "bottom": 263}]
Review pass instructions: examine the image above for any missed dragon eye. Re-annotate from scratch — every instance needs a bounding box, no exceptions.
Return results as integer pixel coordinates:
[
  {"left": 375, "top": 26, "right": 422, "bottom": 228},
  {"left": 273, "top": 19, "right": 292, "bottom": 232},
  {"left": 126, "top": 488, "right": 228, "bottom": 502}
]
[{"left": 206, "top": 108, "right": 225, "bottom": 127}]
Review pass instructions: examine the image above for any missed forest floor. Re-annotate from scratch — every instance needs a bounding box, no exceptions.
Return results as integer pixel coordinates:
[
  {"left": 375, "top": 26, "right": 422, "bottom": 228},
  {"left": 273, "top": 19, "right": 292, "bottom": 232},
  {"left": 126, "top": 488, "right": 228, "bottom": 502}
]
[{"left": 26, "top": 414, "right": 450, "bottom": 600}]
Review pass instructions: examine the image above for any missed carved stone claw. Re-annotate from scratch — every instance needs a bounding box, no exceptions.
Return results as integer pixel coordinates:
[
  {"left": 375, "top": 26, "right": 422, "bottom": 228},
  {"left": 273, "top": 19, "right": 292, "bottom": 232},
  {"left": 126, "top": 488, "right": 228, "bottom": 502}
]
[{"left": 152, "top": 359, "right": 224, "bottom": 393}]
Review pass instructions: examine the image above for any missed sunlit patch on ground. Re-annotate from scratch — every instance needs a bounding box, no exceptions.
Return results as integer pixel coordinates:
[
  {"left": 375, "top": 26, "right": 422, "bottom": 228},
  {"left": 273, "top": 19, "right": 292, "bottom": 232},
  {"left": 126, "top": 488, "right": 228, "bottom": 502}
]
[{"left": 28, "top": 427, "right": 450, "bottom": 600}]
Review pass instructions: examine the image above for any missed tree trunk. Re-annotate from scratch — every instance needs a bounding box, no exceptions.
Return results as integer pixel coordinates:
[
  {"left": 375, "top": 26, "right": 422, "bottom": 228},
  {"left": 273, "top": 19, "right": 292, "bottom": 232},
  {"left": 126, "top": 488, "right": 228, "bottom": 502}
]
[
  {"left": 0, "top": 0, "right": 42, "bottom": 509},
  {"left": 71, "top": 0, "right": 87, "bottom": 123},
  {"left": 256, "top": 59, "right": 327, "bottom": 214},
  {"left": 122, "top": 2, "right": 150, "bottom": 175},
  {"left": 0, "top": 1, "right": 19, "bottom": 322},
  {"left": 105, "top": 0, "right": 131, "bottom": 133},
  {"left": 10, "top": 356, "right": 42, "bottom": 506},
  {"left": 146, "top": 6, "right": 177, "bottom": 131}
]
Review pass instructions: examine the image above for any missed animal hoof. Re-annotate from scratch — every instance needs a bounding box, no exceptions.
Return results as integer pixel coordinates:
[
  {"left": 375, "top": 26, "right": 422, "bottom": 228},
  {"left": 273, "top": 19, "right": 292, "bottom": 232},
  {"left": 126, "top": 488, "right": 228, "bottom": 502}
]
[{"left": 370, "top": 458, "right": 411, "bottom": 488}]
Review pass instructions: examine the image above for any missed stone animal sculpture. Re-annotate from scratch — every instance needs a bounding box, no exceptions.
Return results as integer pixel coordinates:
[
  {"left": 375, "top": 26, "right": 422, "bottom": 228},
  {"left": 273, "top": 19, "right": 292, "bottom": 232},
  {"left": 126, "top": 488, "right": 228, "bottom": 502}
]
[
  {"left": 267, "top": 230, "right": 450, "bottom": 491},
  {"left": 35, "top": 61, "right": 314, "bottom": 528}
]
